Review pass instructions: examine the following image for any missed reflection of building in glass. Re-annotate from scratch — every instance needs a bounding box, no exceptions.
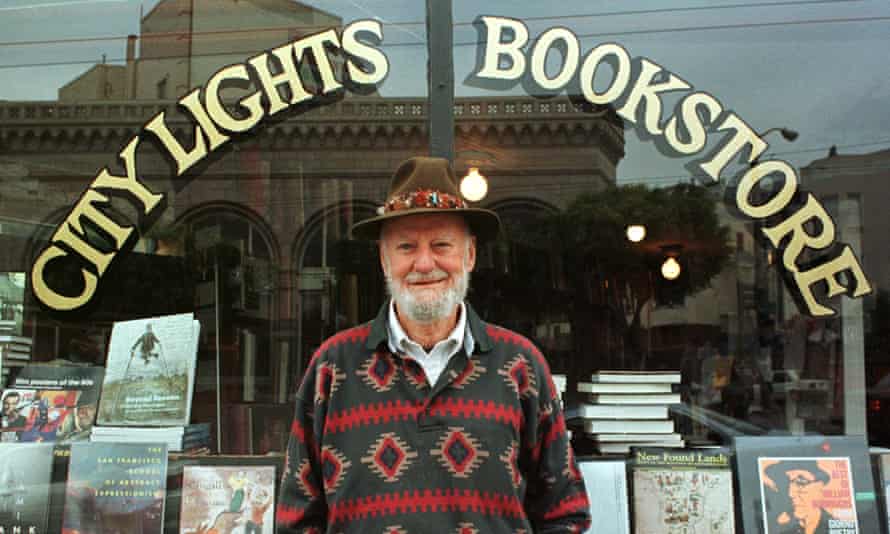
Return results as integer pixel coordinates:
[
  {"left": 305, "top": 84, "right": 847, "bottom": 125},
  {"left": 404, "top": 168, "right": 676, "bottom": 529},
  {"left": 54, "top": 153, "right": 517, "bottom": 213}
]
[
  {"left": 0, "top": 0, "right": 625, "bottom": 419},
  {"left": 59, "top": 0, "right": 343, "bottom": 101}
]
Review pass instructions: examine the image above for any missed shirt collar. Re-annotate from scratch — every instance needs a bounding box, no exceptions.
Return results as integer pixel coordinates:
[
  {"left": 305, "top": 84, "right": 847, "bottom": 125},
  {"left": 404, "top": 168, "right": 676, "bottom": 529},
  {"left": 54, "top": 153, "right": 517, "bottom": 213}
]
[
  {"left": 366, "top": 299, "right": 492, "bottom": 353},
  {"left": 386, "top": 299, "right": 474, "bottom": 356}
]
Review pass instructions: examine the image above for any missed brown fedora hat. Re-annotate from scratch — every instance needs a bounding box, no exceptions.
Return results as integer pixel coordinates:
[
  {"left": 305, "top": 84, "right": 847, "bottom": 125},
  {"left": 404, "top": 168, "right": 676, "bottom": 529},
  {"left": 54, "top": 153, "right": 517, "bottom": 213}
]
[{"left": 350, "top": 156, "right": 501, "bottom": 242}]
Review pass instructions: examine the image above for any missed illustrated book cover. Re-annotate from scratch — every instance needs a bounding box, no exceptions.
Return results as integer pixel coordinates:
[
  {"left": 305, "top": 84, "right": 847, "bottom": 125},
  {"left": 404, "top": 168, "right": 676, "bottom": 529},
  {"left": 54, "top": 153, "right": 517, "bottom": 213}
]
[
  {"left": 164, "top": 454, "right": 284, "bottom": 534},
  {"left": 62, "top": 442, "right": 168, "bottom": 534},
  {"left": 10, "top": 364, "right": 104, "bottom": 441},
  {"left": 0, "top": 442, "right": 55, "bottom": 534},
  {"left": 97, "top": 313, "right": 199, "bottom": 427},
  {"left": 734, "top": 435, "right": 881, "bottom": 534},
  {"left": 630, "top": 447, "right": 735, "bottom": 533},
  {"left": 0, "top": 387, "right": 80, "bottom": 443},
  {"left": 179, "top": 465, "right": 276, "bottom": 534}
]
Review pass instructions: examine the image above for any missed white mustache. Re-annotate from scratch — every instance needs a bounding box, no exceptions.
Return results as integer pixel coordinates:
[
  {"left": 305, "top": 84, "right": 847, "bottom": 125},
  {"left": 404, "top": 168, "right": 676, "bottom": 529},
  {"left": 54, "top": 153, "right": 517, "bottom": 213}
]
[{"left": 404, "top": 270, "right": 448, "bottom": 284}]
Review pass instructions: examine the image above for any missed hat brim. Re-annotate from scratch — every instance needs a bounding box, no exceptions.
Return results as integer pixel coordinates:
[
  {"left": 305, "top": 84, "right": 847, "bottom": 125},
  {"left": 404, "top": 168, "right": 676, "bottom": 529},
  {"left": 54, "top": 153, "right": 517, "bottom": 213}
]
[{"left": 350, "top": 207, "right": 501, "bottom": 243}]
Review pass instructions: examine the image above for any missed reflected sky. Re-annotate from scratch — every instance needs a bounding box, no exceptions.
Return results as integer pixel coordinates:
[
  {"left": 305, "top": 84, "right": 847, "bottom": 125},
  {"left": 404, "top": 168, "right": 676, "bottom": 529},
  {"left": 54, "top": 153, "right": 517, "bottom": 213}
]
[{"left": 1, "top": 0, "right": 889, "bottom": 183}]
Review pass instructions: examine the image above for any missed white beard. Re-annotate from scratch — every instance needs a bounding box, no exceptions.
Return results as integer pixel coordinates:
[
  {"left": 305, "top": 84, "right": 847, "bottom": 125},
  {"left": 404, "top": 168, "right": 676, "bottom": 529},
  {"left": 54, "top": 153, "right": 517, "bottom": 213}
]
[{"left": 386, "top": 267, "right": 470, "bottom": 323}]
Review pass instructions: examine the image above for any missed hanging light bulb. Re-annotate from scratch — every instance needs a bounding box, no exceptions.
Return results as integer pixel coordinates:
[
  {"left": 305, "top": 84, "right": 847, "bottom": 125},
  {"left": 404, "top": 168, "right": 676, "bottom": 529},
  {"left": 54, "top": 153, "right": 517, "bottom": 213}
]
[
  {"left": 460, "top": 167, "right": 488, "bottom": 202},
  {"left": 626, "top": 224, "right": 646, "bottom": 243},
  {"left": 661, "top": 257, "right": 682, "bottom": 280}
]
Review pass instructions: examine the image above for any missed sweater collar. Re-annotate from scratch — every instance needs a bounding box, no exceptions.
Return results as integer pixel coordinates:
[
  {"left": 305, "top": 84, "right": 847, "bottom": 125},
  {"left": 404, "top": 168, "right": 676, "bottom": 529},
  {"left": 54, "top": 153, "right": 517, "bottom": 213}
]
[{"left": 366, "top": 299, "right": 493, "bottom": 354}]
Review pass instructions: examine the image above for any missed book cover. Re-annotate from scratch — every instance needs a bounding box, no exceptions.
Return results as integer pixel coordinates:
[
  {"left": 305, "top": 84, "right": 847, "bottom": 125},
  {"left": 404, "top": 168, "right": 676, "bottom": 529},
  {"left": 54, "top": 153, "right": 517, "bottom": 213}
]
[
  {"left": 566, "top": 403, "right": 670, "bottom": 421},
  {"left": 11, "top": 365, "right": 104, "bottom": 442},
  {"left": 1, "top": 388, "right": 80, "bottom": 443},
  {"left": 583, "top": 419, "right": 675, "bottom": 434},
  {"left": 735, "top": 436, "right": 882, "bottom": 534},
  {"left": 179, "top": 465, "right": 276, "bottom": 534},
  {"left": 588, "top": 393, "right": 682, "bottom": 405},
  {"left": 578, "top": 382, "right": 673, "bottom": 394},
  {"left": 0, "top": 442, "right": 55, "bottom": 534},
  {"left": 97, "top": 314, "right": 198, "bottom": 427},
  {"left": 164, "top": 454, "right": 284, "bottom": 534},
  {"left": 878, "top": 454, "right": 890, "bottom": 534},
  {"left": 577, "top": 458, "right": 630, "bottom": 534},
  {"left": 630, "top": 447, "right": 735, "bottom": 533},
  {"left": 594, "top": 440, "right": 685, "bottom": 455},
  {"left": 63, "top": 442, "right": 168, "bottom": 534},
  {"left": 590, "top": 371, "right": 682, "bottom": 384}
]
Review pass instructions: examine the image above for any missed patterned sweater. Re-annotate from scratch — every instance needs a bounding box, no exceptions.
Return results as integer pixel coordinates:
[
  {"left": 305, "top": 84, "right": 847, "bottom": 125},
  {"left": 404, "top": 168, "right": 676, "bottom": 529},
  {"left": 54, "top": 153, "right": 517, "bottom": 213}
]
[{"left": 276, "top": 302, "right": 591, "bottom": 533}]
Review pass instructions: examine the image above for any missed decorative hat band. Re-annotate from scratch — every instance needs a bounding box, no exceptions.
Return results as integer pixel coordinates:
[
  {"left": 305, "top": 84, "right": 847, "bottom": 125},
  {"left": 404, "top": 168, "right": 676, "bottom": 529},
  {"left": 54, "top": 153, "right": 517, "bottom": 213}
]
[{"left": 383, "top": 189, "right": 468, "bottom": 214}]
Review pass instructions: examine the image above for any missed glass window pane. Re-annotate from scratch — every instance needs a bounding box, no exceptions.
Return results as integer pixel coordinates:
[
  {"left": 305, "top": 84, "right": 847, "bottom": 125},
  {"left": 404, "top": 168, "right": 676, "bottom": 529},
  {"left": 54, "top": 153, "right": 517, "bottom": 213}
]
[{"left": 453, "top": 0, "right": 890, "bottom": 447}]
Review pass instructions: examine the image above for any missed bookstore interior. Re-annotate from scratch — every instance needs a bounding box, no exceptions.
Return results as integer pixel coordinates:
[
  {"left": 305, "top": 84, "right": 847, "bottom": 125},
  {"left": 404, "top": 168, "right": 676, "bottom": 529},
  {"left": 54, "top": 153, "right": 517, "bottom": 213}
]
[{"left": 2, "top": 0, "right": 890, "bottom": 532}]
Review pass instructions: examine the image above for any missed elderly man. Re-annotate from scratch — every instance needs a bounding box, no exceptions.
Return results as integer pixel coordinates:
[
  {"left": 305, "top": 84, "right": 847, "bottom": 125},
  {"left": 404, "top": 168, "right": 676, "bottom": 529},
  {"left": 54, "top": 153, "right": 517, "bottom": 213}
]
[{"left": 277, "top": 157, "right": 590, "bottom": 533}]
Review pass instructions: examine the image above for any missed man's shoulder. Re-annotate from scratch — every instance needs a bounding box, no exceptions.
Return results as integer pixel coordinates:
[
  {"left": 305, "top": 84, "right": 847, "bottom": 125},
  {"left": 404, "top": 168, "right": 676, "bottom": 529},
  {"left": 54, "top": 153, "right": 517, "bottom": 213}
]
[
  {"left": 312, "top": 322, "right": 374, "bottom": 360},
  {"left": 483, "top": 323, "right": 544, "bottom": 358}
]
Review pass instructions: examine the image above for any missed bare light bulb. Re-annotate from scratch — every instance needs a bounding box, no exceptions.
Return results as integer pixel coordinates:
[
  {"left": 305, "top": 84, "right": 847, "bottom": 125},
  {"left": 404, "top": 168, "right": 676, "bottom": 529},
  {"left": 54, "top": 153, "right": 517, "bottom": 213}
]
[
  {"left": 460, "top": 167, "right": 488, "bottom": 202},
  {"left": 626, "top": 224, "right": 646, "bottom": 243},
  {"left": 661, "top": 257, "right": 682, "bottom": 280}
]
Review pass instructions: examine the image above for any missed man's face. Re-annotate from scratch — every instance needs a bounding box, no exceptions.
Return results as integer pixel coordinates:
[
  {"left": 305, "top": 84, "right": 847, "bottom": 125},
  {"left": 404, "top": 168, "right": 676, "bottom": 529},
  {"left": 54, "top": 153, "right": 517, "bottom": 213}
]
[
  {"left": 2, "top": 395, "right": 18, "bottom": 418},
  {"left": 76, "top": 404, "right": 97, "bottom": 429},
  {"left": 786, "top": 469, "right": 825, "bottom": 518},
  {"left": 380, "top": 213, "right": 476, "bottom": 323}
]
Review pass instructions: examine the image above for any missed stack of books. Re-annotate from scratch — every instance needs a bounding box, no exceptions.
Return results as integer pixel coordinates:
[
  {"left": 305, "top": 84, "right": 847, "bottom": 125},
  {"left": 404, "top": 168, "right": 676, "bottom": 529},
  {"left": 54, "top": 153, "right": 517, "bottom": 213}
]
[
  {"left": 92, "top": 313, "right": 205, "bottom": 452},
  {"left": 91, "top": 421, "right": 211, "bottom": 452},
  {"left": 0, "top": 325, "right": 32, "bottom": 385},
  {"left": 552, "top": 374, "right": 567, "bottom": 408},
  {"left": 569, "top": 370, "right": 683, "bottom": 454}
]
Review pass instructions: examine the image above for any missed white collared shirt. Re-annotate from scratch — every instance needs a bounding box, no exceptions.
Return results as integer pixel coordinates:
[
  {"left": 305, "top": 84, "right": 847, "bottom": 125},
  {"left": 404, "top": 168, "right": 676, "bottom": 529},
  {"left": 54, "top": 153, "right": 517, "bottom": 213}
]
[{"left": 387, "top": 299, "right": 475, "bottom": 387}]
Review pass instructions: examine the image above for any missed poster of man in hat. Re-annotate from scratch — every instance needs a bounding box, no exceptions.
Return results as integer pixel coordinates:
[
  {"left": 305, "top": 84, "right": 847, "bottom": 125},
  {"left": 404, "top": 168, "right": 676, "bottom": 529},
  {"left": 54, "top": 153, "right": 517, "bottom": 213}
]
[{"left": 758, "top": 457, "right": 858, "bottom": 534}]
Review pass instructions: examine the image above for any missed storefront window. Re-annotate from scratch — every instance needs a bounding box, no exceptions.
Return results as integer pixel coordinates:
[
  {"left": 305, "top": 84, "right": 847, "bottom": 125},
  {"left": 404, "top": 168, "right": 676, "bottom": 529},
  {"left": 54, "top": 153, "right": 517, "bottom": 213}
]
[{"left": 2, "top": 0, "right": 890, "bottom": 531}]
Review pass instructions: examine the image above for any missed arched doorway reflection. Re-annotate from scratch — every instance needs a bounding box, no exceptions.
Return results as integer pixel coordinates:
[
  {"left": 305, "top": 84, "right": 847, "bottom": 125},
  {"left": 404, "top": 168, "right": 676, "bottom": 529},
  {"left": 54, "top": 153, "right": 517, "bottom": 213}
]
[
  {"left": 472, "top": 199, "right": 570, "bottom": 372},
  {"left": 294, "top": 202, "right": 383, "bottom": 379},
  {"left": 178, "top": 203, "right": 280, "bottom": 452}
]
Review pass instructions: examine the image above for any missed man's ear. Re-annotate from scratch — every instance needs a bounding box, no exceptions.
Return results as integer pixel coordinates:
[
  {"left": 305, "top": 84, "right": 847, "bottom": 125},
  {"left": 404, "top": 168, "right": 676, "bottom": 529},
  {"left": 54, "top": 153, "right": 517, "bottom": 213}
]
[
  {"left": 378, "top": 241, "right": 388, "bottom": 276},
  {"left": 466, "top": 235, "right": 477, "bottom": 272}
]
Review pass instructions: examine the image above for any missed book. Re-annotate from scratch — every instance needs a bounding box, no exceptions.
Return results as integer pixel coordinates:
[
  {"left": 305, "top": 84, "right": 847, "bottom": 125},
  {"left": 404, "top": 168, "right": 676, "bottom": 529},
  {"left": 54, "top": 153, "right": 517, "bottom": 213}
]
[
  {"left": 630, "top": 447, "right": 735, "bottom": 533},
  {"left": 0, "top": 442, "right": 55, "bottom": 534},
  {"left": 588, "top": 393, "right": 682, "bottom": 405},
  {"left": 63, "top": 442, "right": 168, "bottom": 534},
  {"left": 594, "top": 440, "right": 685, "bottom": 455},
  {"left": 179, "top": 464, "right": 276, "bottom": 533},
  {"left": 874, "top": 453, "right": 890, "bottom": 534},
  {"left": 10, "top": 364, "right": 105, "bottom": 442},
  {"left": 97, "top": 313, "right": 200, "bottom": 427},
  {"left": 0, "top": 387, "right": 80, "bottom": 442},
  {"left": 590, "top": 370, "right": 681, "bottom": 384},
  {"left": 582, "top": 419, "right": 675, "bottom": 434},
  {"left": 91, "top": 423, "right": 211, "bottom": 452},
  {"left": 578, "top": 382, "right": 673, "bottom": 394},
  {"left": 593, "top": 433, "right": 683, "bottom": 443},
  {"left": 734, "top": 436, "right": 882, "bottom": 534},
  {"left": 577, "top": 458, "right": 630, "bottom": 534},
  {"left": 164, "top": 454, "right": 285, "bottom": 533},
  {"left": 566, "top": 403, "right": 669, "bottom": 420}
]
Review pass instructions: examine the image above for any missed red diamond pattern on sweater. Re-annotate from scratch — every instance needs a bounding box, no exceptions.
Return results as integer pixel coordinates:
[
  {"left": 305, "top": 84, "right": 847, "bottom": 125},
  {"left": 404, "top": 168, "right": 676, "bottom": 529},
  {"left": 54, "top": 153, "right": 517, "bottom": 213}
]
[
  {"left": 315, "top": 362, "right": 346, "bottom": 405},
  {"left": 448, "top": 356, "right": 487, "bottom": 390},
  {"left": 357, "top": 350, "right": 399, "bottom": 392},
  {"left": 383, "top": 526, "right": 408, "bottom": 534},
  {"left": 455, "top": 523, "right": 480, "bottom": 534},
  {"left": 361, "top": 432, "right": 418, "bottom": 483},
  {"left": 497, "top": 355, "right": 538, "bottom": 400},
  {"left": 499, "top": 441, "right": 521, "bottom": 489},
  {"left": 297, "top": 459, "right": 320, "bottom": 498},
  {"left": 431, "top": 427, "right": 490, "bottom": 479},
  {"left": 320, "top": 446, "right": 351, "bottom": 495}
]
